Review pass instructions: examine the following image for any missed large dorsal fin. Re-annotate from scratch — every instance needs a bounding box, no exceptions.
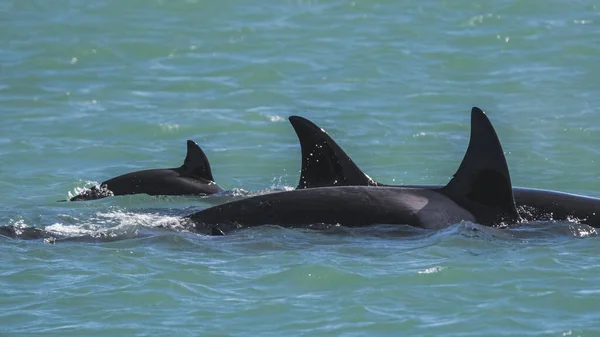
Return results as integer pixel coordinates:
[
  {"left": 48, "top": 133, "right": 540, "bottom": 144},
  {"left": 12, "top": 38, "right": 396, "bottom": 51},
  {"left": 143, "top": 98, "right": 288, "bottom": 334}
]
[
  {"left": 181, "top": 140, "right": 215, "bottom": 182},
  {"left": 440, "top": 107, "right": 520, "bottom": 225},
  {"left": 289, "top": 116, "right": 380, "bottom": 189}
]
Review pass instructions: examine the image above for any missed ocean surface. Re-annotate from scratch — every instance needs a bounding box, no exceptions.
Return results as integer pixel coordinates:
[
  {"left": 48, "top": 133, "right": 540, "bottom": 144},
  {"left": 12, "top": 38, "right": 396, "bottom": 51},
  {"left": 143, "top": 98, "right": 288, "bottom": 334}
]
[{"left": 2, "top": 0, "right": 600, "bottom": 335}]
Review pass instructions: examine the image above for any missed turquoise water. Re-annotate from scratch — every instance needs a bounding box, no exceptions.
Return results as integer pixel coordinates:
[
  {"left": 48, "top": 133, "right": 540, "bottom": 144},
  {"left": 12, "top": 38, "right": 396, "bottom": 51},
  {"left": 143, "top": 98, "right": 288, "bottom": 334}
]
[{"left": 2, "top": 0, "right": 600, "bottom": 335}]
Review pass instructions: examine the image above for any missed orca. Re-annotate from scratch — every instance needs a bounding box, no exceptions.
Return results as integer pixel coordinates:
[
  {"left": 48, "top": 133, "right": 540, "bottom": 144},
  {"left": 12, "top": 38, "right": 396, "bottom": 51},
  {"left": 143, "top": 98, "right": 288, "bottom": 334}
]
[
  {"left": 68, "top": 140, "right": 223, "bottom": 201},
  {"left": 289, "top": 112, "right": 600, "bottom": 228},
  {"left": 186, "top": 107, "right": 520, "bottom": 235}
]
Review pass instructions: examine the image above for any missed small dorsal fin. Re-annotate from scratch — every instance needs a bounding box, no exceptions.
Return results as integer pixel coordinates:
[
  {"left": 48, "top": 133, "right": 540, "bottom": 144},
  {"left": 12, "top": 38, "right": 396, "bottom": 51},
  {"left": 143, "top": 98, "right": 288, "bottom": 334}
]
[
  {"left": 289, "top": 116, "right": 380, "bottom": 189},
  {"left": 182, "top": 140, "right": 215, "bottom": 182},
  {"left": 440, "top": 107, "right": 520, "bottom": 225}
]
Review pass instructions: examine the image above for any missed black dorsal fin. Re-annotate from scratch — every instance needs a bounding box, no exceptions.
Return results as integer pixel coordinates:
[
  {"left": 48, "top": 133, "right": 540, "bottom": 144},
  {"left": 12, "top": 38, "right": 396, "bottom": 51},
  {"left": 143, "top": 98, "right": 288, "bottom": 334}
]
[
  {"left": 440, "top": 107, "right": 519, "bottom": 225},
  {"left": 182, "top": 140, "right": 215, "bottom": 182},
  {"left": 289, "top": 116, "right": 380, "bottom": 189}
]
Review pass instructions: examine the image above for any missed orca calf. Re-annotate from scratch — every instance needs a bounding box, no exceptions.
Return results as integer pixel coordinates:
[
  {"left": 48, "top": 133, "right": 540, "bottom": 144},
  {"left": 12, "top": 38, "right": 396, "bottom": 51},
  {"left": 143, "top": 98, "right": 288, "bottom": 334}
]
[
  {"left": 68, "top": 140, "right": 223, "bottom": 201},
  {"left": 289, "top": 113, "right": 600, "bottom": 228},
  {"left": 186, "top": 107, "right": 520, "bottom": 235}
]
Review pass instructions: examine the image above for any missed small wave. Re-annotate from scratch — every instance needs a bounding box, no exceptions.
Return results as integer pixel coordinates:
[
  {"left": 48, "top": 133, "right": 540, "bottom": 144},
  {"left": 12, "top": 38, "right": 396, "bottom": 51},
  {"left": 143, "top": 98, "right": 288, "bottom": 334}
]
[
  {"left": 159, "top": 123, "right": 180, "bottom": 132},
  {"left": 455, "top": 220, "right": 599, "bottom": 241},
  {"left": 506, "top": 221, "right": 598, "bottom": 239},
  {"left": 418, "top": 266, "right": 444, "bottom": 274}
]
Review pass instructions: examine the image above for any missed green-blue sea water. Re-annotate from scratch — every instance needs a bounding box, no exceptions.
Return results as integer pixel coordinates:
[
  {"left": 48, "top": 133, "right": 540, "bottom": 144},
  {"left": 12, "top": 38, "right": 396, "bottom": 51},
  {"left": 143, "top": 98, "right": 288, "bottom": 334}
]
[{"left": 2, "top": 0, "right": 600, "bottom": 335}]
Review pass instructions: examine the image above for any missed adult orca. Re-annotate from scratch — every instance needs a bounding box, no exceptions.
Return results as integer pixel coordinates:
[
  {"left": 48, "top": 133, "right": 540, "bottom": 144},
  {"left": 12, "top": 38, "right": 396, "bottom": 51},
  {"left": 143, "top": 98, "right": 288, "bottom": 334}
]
[
  {"left": 68, "top": 140, "right": 223, "bottom": 201},
  {"left": 186, "top": 107, "right": 520, "bottom": 235},
  {"left": 289, "top": 112, "right": 600, "bottom": 228}
]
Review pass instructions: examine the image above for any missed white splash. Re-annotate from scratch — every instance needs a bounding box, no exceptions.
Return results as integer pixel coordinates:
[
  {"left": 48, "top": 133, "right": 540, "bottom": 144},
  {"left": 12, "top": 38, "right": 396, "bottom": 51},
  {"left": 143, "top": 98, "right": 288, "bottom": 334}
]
[
  {"left": 30, "top": 210, "right": 190, "bottom": 242},
  {"left": 67, "top": 181, "right": 101, "bottom": 200},
  {"left": 418, "top": 266, "right": 443, "bottom": 274},
  {"left": 92, "top": 211, "right": 186, "bottom": 230},
  {"left": 160, "top": 123, "right": 180, "bottom": 132},
  {"left": 267, "top": 115, "right": 285, "bottom": 122}
]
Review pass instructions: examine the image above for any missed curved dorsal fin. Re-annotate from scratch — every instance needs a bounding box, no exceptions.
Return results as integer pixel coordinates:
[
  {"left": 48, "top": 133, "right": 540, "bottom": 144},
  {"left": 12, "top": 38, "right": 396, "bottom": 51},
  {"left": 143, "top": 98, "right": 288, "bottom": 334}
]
[
  {"left": 289, "top": 116, "right": 380, "bottom": 189},
  {"left": 441, "top": 107, "right": 520, "bottom": 225},
  {"left": 182, "top": 140, "right": 215, "bottom": 182}
]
